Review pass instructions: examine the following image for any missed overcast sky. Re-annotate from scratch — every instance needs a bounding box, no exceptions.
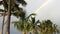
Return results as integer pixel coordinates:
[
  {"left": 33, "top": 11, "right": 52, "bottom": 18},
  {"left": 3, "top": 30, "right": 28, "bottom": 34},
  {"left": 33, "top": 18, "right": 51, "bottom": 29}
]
[
  {"left": 24, "top": 0, "right": 60, "bottom": 26},
  {"left": 0, "top": 0, "right": 60, "bottom": 26}
]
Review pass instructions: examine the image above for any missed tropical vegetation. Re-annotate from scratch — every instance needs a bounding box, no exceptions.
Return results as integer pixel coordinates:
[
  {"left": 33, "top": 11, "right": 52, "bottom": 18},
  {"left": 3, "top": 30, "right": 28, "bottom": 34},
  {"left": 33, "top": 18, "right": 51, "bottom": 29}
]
[
  {"left": 0, "top": 0, "right": 27, "bottom": 34},
  {"left": 0, "top": 0, "right": 59, "bottom": 34}
]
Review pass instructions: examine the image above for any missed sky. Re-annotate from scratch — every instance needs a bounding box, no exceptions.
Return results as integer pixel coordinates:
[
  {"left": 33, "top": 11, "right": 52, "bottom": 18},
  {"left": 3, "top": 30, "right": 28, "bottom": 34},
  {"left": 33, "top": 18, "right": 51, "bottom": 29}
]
[
  {"left": 24, "top": 0, "right": 60, "bottom": 26},
  {"left": 0, "top": 0, "right": 60, "bottom": 26}
]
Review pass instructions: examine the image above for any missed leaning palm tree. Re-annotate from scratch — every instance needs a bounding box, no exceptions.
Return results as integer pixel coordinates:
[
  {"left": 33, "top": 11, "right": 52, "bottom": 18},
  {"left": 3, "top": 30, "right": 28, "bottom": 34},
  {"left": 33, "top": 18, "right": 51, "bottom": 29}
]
[
  {"left": 1, "top": 12, "right": 6, "bottom": 34},
  {"left": 12, "top": 20, "right": 30, "bottom": 34},
  {"left": 0, "top": 0, "right": 27, "bottom": 34},
  {"left": 12, "top": 11, "right": 30, "bottom": 34},
  {"left": 0, "top": 9, "right": 6, "bottom": 34},
  {"left": 12, "top": 13, "right": 36, "bottom": 34}
]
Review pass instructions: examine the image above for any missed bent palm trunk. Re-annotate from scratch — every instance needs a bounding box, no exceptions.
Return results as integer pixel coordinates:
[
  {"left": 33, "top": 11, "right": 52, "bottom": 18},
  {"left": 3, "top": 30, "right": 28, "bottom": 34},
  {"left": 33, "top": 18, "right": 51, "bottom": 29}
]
[{"left": 2, "top": 12, "right": 5, "bottom": 34}]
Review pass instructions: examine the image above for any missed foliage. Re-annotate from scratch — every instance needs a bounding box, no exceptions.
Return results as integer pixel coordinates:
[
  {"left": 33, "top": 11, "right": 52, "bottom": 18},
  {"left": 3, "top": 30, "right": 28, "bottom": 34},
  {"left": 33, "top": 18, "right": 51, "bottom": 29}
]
[
  {"left": 38, "top": 20, "right": 60, "bottom": 34},
  {"left": 12, "top": 12, "right": 60, "bottom": 34},
  {"left": 12, "top": 20, "right": 30, "bottom": 31},
  {"left": 0, "top": 0, "right": 27, "bottom": 16},
  {"left": 12, "top": 13, "right": 36, "bottom": 34},
  {"left": 0, "top": 0, "right": 27, "bottom": 34}
]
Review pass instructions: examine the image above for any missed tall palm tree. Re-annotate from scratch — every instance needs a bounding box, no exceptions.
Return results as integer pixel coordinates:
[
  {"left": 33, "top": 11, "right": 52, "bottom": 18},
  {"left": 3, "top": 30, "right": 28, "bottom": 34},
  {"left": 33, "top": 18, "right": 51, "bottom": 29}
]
[{"left": 0, "top": 0, "right": 27, "bottom": 34}]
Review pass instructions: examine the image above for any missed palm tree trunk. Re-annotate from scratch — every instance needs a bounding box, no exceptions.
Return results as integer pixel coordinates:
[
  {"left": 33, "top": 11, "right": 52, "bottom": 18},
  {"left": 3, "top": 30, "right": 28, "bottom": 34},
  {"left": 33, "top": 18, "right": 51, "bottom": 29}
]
[
  {"left": 23, "top": 29, "right": 27, "bottom": 34},
  {"left": 2, "top": 12, "right": 5, "bottom": 34},
  {"left": 6, "top": 0, "right": 11, "bottom": 34}
]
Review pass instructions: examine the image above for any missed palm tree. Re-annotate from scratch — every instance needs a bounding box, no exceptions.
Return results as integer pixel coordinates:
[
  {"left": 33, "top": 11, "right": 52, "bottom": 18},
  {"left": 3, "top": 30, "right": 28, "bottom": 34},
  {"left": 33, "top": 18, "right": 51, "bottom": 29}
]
[
  {"left": 12, "top": 20, "right": 30, "bottom": 34},
  {"left": 39, "top": 20, "right": 47, "bottom": 34},
  {"left": 46, "top": 20, "right": 52, "bottom": 34},
  {"left": 0, "top": 9, "right": 6, "bottom": 34},
  {"left": 41, "top": 20, "right": 53, "bottom": 34},
  {"left": 39, "top": 20, "right": 59, "bottom": 34},
  {"left": 1, "top": 11, "right": 6, "bottom": 34},
  {"left": 29, "top": 14, "right": 39, "bottom": 34},
  {"left": 12, "top": 12, "right": 30, "bottom": 34},
  {"left": 0, "top": 0, "right": 27, "bottom": 34},
  {"left": 12, "top": 13, "right": 36, "bottom": 34},
  {"left": 53, "top": 24, "right": 60, "bottom": 34}
]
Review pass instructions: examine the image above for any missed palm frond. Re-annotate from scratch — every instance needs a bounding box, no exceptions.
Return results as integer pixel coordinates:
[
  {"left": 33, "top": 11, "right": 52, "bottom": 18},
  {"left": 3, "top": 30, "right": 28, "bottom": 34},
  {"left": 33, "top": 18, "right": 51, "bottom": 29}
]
[
  {"left": 0, "top": 9, "right": 6, "bottom": 12},
  {"left": 26, "top": 13, "right": 36, "bottom": 19},
  {"left": 0, "top": 1, "right": 3, "bottom": 5},
  {"left": 17, "top": 0, "right": 27, "bottom": 6},
  {"left": 12, "top": 20, "right": 30, "bottom": 31},
  {"left": 12, "top": 8, "right": 25, "bottom": 18}
]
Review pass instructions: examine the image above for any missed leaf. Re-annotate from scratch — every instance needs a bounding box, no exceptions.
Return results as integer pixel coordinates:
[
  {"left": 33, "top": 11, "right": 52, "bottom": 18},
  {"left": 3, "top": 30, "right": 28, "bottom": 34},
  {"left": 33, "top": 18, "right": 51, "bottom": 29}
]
[
  {"left": 17, "top": 0, "right": 27, "bottom": 6},
  {"left": 0, "top": 1, "right": 3, "bottom": 5}
]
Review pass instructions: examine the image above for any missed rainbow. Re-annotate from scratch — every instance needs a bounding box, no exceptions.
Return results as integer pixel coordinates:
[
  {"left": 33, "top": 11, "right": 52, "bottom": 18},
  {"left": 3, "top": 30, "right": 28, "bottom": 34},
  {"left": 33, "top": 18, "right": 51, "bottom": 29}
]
[{"left": 32, "top": 0, "right": 49, "bottom": 14}]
